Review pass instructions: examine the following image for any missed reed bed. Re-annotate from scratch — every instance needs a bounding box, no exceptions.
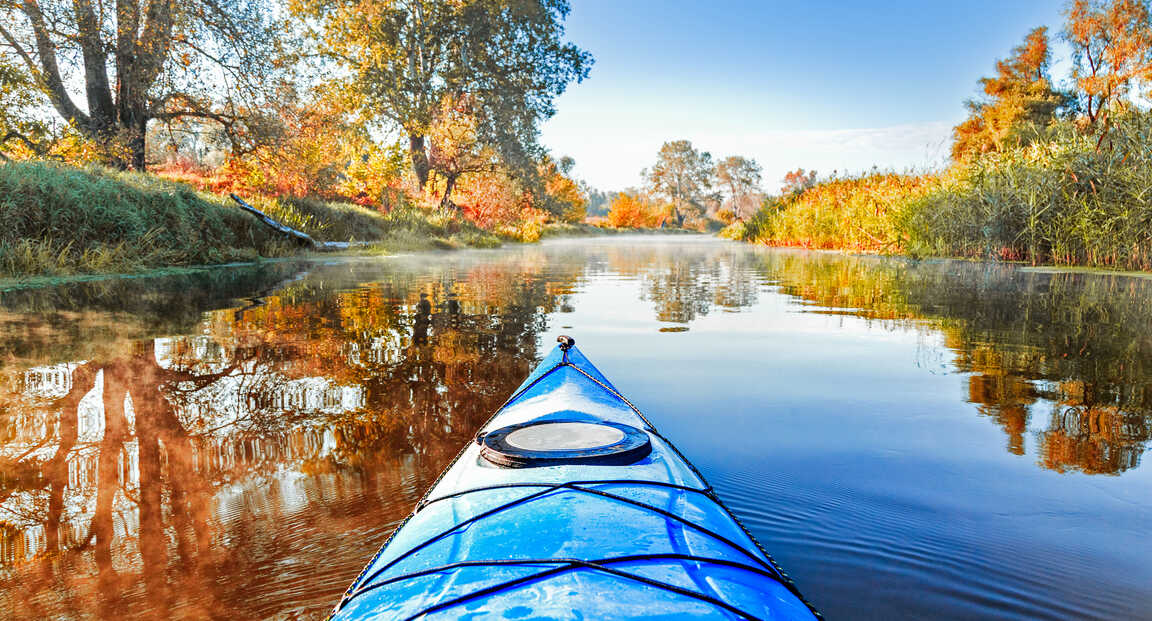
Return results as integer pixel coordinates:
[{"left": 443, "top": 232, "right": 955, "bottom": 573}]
[
  {"left": 727, "top": 173, "right": 939, "bottom": 252},
  {"left": 902, "top": 114, "right": 1152, "bottom": 269},
  {"left": 732, "top": 111, "right": 1152, "bottom": 271}
]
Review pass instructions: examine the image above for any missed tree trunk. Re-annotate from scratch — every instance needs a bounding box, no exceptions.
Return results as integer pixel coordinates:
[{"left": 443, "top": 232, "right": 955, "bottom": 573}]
[
  {"left": 409, "top": 133, "right": 430, "bottom": 188},
  {"left": 440, "top": 173, "right": 458, "bottom": 209},
  {"left": 123, "top": 108, "right": 148, "bottom": 171}
]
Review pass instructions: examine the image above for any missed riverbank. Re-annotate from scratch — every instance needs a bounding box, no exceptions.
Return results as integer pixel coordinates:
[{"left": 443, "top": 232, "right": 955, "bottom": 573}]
[
  {"left": 0, "top": 161, "right": 669, "bottom": 280},
  {"left": 726, "top": 111, "right": 1152, "bottom": 272},
  {"left": 0, "top": 161, "right": 509, "bottom": 277}
]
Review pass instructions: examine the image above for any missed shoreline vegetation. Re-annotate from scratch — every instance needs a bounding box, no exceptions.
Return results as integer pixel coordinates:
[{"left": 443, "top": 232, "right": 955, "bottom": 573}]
[
  {"left": 4, "top": 0, "right": 1152, "bottom": 277},
  {"left": 0, "top": 160, "right": 503, "bottom": 278},
  {"left": 0, "top": 160, "right": 696, "bottom": 283},
  {"left": 727, "top": 5, "right": 1152, "bottom": 272},
  {"left": 2, "top": 0, "right": 704, "bottom": 280},
  {"left": 0, "top": 0, "right": 720, "bottom": 281},
  {"left": 724, "top": 111, "right": 1152, "bottom": 271}
]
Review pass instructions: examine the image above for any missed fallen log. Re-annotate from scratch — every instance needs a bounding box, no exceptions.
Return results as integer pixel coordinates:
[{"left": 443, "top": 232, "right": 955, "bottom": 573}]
[{"left": 230, "top": 193, "right": 318, "bottom": 248}]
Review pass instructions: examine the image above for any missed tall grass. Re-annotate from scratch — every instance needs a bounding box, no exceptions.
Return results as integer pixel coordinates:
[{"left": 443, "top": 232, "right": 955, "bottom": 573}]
[
  {"left": 901, "top": 113, "right": 1152, "bottom": 269},
  {"left": 726, "top": 173, "right": 939, "bottom": 252},
  {"left": 732, "top": 111, "right": 1152, "bottom": 271},
  {"left": 0, "top": 161, "right": 286, "bottom": 276},
  {"left": 0, "top": 161, "right": 504, "bottom": 277}
]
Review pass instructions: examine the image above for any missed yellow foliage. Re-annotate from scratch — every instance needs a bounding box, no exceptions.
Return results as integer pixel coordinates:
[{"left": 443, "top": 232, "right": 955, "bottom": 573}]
[
  {"left": 739, "top": 173, "right": 940, "bottom": 252},
  {"left": 337, "top": 143, "right": 409, "bottom": 208}
]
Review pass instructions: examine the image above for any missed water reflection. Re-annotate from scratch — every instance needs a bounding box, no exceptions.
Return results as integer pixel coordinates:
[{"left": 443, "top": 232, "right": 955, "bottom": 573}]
[
  {"left": 0, "top": 253, "right": 575, "bottom": 618},
  {"left": 757, "top": 253, "right": 1152, "bottom": 475},
  {"left": 0, "top": 240, "right": 1149, "bottom": 618}
]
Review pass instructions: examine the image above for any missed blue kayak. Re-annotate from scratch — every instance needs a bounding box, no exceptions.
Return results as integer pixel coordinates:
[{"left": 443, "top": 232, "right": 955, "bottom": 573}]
[{"left": 332, "top": 337, "right": 819, "bottom": 620}]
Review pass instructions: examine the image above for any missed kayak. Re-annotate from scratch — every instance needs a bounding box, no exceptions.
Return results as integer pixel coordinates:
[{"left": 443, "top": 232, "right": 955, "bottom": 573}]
[{"left": 331, "top": 336, "right": 820, "bottom": 620}]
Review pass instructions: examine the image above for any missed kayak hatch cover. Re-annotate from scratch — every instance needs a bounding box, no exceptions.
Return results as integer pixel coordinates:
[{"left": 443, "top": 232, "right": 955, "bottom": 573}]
[{"left": 331, "top": 336, "right": 820, "bottom": 620}]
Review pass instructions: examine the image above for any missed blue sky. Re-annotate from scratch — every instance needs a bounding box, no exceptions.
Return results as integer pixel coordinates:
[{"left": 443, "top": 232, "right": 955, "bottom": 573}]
[{"left": 540, "top": 0, "right": 1069, "bottom": 192}]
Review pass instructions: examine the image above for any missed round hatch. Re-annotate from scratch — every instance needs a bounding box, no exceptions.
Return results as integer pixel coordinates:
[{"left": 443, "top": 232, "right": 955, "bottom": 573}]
[{"left": 480, "top": 419, "right": 651, "bottom": 468}]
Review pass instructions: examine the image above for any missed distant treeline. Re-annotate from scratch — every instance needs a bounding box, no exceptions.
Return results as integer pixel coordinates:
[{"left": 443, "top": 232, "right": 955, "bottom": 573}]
[{"left": 596, "top": 141, "right": 765, "bottom": 231}]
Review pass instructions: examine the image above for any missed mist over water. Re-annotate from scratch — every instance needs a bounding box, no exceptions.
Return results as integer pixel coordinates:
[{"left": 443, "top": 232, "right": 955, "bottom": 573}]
[{"left": 1, "top": 237, "right": 1149, "bottom": 619}]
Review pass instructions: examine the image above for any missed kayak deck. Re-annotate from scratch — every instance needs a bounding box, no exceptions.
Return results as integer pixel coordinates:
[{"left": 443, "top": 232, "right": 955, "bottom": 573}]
[{"left": 332, "top": 341, "right": 818, "bottom": 620}]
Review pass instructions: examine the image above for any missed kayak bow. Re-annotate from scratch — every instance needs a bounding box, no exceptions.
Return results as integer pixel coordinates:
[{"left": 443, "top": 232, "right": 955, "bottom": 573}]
[{"left": 332, "top": 336, "right": 819, "bottom": 620}]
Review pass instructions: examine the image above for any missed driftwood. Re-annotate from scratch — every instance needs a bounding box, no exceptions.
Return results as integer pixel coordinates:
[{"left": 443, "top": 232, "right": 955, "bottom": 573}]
[
  {"left": 230, "top": 193, "right": 318, "bottom": 248},
  {"left": 230, "top": 194, "right": 380, "bottom": 252}
]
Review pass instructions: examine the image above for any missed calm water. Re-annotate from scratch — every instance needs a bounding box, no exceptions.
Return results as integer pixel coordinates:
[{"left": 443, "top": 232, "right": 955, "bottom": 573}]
[{"left": 1, "top": 237, "right": 1150, "bottom": 620}]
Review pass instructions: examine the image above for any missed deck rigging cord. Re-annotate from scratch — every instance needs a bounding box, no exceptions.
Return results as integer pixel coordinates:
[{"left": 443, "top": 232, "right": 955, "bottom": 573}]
[{"left": 333, "top": 336, "right": 823, "bottom": 619}]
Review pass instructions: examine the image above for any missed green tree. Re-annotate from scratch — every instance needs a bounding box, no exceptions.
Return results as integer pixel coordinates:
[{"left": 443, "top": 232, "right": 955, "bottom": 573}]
[
  {"left": 296, "top": 0, "right": 591, "bottom": 190},
  {"left": 0, "top": 0, "right": 286, "bottom": 169},
  {"left": 951, "top": 27, "right": 1069, "bottom": 161},
  {"left": 645, "top": 140, "right": 714, "bottom": 226}
]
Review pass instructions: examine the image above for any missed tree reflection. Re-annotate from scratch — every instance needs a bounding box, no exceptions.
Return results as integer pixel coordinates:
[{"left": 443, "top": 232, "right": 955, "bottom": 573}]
[
  {"left": 759, "top": 253, "right": 1152, "bottom": 475},
  {"left": 0, "top": 254, "right": 575, "bottom": 619},
  {"left": 584, "top": 243, "right": 762, "bottom": 325},
  {"left": 3, "top": 240, "right": 1151, "bottom": 618}
]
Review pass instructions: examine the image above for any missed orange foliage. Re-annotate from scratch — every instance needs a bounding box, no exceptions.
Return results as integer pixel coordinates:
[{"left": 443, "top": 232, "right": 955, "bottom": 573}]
[
  {"left": 780, "top": 168, "right": 817, "bottom": 194},
  {"left": 1066, "top": 0, "right": 1152, "bottom": 126},
  {"left": 152, "top": 156, "right": 252, "bottom": 195},
  {"left": 537, "top": 157, "right": 587, "bottom": 222},
  {"left": 453, "top": 172, "right": 540, "bottom": 229},
  {"left": 951, "top": 27, "right": 1062, "bottom": 161},
  {"left": 606, "top": 192, "right": 671, "bottom": 228}
]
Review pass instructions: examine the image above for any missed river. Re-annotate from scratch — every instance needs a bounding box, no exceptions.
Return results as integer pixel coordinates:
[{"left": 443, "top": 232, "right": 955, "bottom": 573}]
[{"left": 0, "top": 236, "right": 1149, "bottom": 619}]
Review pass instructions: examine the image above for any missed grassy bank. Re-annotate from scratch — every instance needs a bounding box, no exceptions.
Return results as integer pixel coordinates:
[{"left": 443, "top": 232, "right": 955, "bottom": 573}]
[
  {"left": 727, "top": 112, "right": 1152, "bottom": 271},
  {"left": 0, "top": 161, "right": 502, "bottom": 277}
]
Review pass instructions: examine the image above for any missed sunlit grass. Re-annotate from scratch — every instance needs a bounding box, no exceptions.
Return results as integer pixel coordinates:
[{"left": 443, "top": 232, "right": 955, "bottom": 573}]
[
  {"left": 732, "top": 111, "right": 1152, "bottom": 271},
  {"left": 726, "top": 173, "right": 939, "bottom": 252},
  {"left": 0, "top": 161, "right": 505, "bottom": 277}
]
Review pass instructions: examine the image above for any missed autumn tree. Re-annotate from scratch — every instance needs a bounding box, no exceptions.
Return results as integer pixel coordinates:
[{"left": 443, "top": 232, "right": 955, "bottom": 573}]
[
  {"left": 427, "top": 97, "right": 501, "bottom": 208},
  {"left": 714, "top": 155, "right": 762, "bottom": 220},
  {"left": 645, "top": 140, "right": 715, "bottom": 226},
  {"left": 224, "top": 85, "right": 379, "bottom": 199},
  {"left": 1064, "top": 0, "right": 1152, "bottom": 136},
  {"left": 538, "top": 155, "right": 587, "bottom": 222},
  {"left": 951, "top": 27, "right": 1069, "bottom": 161},
  {"left": 0, "top": 0, "right": 286, "bottom": 169},
  {"left": 780, "top": 168, "right": 817, "bottom": 194},
  {"left": 296, "top": 0, "right": 591, "bottom": 190},
  {"left": 606, "top": 192, "right": 669, "bottom": 228}
]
